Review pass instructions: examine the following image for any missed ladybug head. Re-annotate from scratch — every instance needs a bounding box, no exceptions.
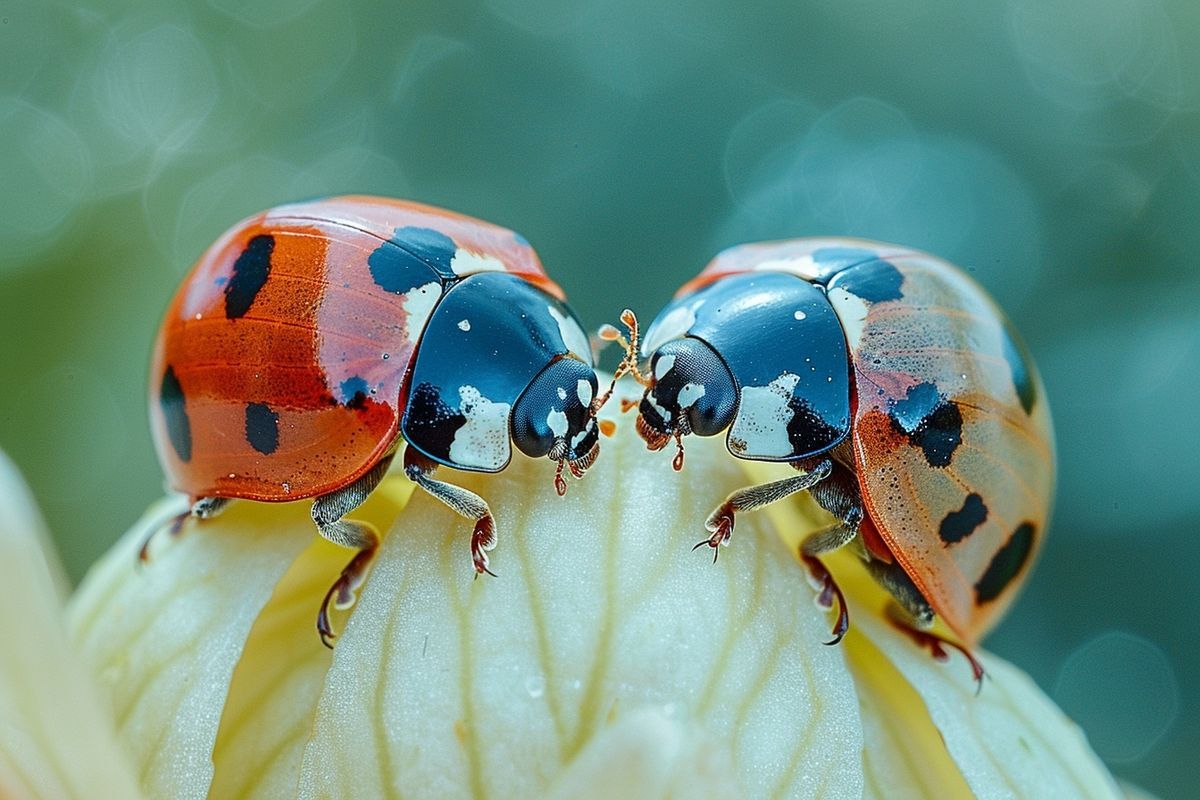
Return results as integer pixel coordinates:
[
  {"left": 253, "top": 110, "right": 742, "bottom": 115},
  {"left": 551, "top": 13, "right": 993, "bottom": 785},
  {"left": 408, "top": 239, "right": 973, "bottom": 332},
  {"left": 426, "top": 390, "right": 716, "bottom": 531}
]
[
  {"left": 636, "top": 337, "right": 737, "bottom": 469},
  {"left": 511, "top": 356, "right": 602, "bottom": 494}
]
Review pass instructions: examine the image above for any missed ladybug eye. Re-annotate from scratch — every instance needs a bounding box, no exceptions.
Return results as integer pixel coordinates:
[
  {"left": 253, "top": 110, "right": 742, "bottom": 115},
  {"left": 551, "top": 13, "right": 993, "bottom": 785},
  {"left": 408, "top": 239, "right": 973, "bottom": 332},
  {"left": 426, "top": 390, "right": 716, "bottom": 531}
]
[
  {"left": 638, "top": 338, "right": 737, "bottom": 444},
  {"left": 511, "top": 357, "right": 600, "bottom": 461}
]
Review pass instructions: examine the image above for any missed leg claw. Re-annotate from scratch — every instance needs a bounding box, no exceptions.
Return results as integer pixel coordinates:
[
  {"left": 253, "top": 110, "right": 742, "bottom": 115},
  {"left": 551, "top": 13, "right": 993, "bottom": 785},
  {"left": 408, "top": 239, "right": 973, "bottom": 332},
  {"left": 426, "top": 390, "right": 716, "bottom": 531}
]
[
  {"left": 471, "top": 516, "right": 498, "bottom": 578},
  {"left": 888, "top": 613, "right": 986, "bottom": 692},
  {"left": 316, "top": 547, "right": 377, "bottom": 648},
  {"left": 801, "top": 555, "right": 849, "bottom": 646},
  {"left": 136, "top": 509, "right": 190, "bottom": 566}
]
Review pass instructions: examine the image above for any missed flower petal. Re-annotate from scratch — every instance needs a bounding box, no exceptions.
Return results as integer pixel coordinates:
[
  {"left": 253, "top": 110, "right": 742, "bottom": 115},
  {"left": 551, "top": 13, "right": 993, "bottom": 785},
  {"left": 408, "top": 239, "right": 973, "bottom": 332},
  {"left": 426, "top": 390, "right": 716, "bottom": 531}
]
[
  {"left": 853, "top": 605, "right": 1124, "bottom": 799},
  {"left": 753, "top": 458, "right": 1123, "bottom": 800},
  {"left": 542, "top": 708, "right": 742, "bottom": 800},
  {"left": 0, "top": 451, "right": 143, "bottom": 800},
  {"left": 851, "top": 632, "right": 974, "bottom": 799},
  {"left": 207, "top": 480, "right": 411, "bottom": 799},
  {"left": 66, "top": 498, "right": 315, "bottom": 800},
  {"left": 296, "top": 419, "right": 864, "bottom": 798}
]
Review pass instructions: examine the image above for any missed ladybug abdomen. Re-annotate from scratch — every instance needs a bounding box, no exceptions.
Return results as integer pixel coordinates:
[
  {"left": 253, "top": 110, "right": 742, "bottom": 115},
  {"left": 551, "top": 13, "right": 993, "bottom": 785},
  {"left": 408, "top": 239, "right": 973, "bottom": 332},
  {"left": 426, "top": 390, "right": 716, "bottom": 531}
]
[{"left": 151, "top": 217, "right": 440, "bottom": 501}]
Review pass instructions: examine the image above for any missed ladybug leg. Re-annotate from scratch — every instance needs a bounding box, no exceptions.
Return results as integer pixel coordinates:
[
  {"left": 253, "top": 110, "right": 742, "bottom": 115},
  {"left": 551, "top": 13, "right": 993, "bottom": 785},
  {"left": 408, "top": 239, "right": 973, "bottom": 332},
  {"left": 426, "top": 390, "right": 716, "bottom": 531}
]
[
  {"left": 312, "top": 455, "right": 393, "bottom": 648},
  {"left": 403, "top": 449, "right": 497, "bottom": 578},
  {"left": 799, "top": 460, "right": 864, "bottom": 645},
  {"left": 862, "top": 557, "right": 935, "bottom": 631},
  {"left": 698, "top": 458, "right": 832, "bottom": 555},
  {"left": 881, "top": 599, "right": 986, "bottom": 692},
  {"left": 137, "top": 496, "right": 230, "bottom": 563}
]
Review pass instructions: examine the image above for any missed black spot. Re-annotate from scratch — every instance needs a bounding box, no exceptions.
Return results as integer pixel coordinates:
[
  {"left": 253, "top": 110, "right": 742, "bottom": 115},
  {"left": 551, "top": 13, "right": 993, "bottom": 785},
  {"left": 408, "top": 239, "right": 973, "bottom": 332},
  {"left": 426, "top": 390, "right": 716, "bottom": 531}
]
[
  {"left": 888, "top": 381, "right": 964, "bottom": 467},
  {"left": 831, "top": 259, "right": 904, "bottom": 302},
  {"left": 245, "top": 402, "right": 280, "bottom": 455},
  {"left": 785, "top": 397, "right": 846, "bottom": 456},
  {"left": 999, "top": 322, "right": 1036, "bottom": 414},
  {"left": 160, "top": 366, "right": 192, "bottom": 462},
  {"left": 369, "top": 226, "right": 456, "bottom": 292},
  {"left": 939, "top": 492, "right": 988, "bottom": 545},
  {"left": 401, "top": 382, "right": 467, "bottom": 462},
  {"left": 975, "top": 522, "right": 1036, "bottom": 604},
  {"left": 339, "top": 376, "right": 370, "bottom": 409},
  {"left": 224, "top": 234, "right": 274, "bottom": 319}
]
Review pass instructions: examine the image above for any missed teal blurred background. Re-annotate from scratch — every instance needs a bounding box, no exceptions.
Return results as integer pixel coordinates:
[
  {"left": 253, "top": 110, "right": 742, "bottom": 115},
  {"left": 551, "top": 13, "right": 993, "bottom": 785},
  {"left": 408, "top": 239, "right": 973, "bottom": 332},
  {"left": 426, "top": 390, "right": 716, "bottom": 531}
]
[{"left": 2, "top": 0, "right": 1197, "bottom": 795}]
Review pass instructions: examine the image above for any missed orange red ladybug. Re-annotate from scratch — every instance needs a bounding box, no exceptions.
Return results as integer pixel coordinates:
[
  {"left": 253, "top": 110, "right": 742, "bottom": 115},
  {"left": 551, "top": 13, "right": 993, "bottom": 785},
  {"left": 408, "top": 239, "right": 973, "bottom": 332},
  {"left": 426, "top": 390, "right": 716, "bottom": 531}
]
[{"left": 150, "top": 197, "right": 605, "bottom": 645}]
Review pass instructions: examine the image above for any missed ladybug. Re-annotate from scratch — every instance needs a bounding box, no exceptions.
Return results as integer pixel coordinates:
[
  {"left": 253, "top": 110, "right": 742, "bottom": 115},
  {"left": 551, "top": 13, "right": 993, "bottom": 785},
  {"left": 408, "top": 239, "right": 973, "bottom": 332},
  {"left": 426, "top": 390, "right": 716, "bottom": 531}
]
[
  {"left": 149, "top": 196, "right": 608, "bottom": 645},
  {"left": 613, "top": 238, "right": 1053, "bottom": 680}
]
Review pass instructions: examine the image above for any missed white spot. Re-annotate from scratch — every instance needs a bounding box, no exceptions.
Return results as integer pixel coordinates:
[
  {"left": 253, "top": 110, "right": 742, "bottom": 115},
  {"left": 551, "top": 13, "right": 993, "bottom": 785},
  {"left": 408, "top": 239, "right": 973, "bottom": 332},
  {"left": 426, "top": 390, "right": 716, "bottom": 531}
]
[
  {"left": 654, "top": 353, "right": 676, "bottom": 380},
  {"left": 403, "top": 282, "right": 442, "bottom": 343},
  {"left": 556, "top": 386, "right": 568, "bottom": 401},
  {"left": 645, "top": 391, "right": 671, "bottom": 425},
  {"left": 642, "top": 304, "right": 697, "bottom": 355},
  {"left": 548, "top": 306, "right": 591, "bottom": 364},
  {"left": 827, "top": 286, "right": 869, "bottom": 350},
  {"left": 793, "top": 309, "right": 807, "bottom": 320},
  {"left": 457, "top": 319, "right": 471, "bottom": 332},
  {"left": 450, "top": 248, "right": 506, "bottom": 276},
  {"left": 570, "top": 418, "right": 595, "bottom": 450},
  {"left": 677, "top": 382, "right": 706, "bottom": 409},
  {"left": 194, "top": 313, "right": 202, "bottom": 320},
  {"left": 576, "top": 378, "right": 593, "bottom": 406},
  {"left": 729, "top": 373, "right": 801, "bottom": 458},
  {"left": 546, "top": 408, "right": 569, "bottom": 438},
  {"left": 448, "top": 385, "right": 511, "bottom": 470}
]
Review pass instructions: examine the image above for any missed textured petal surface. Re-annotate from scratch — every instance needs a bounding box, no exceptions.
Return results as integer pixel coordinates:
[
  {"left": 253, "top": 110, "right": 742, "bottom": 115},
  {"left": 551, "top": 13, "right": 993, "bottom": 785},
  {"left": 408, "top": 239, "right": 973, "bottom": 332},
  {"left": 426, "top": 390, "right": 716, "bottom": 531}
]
[
  {"left": 208, "top": 480, "right": 412, "bottom": 800},
  {"left": 855, "top": 604, "right": 1123, "bottom": 800},
  {"left": 754, "top": 459, "right": 1123, "bottom": 800},
  {"left": 60, "top": 382, "right": 1122, "bottom": 800},
  {"left": 295, "top": 419, "right": 864, "bottom": 799},
  {"left": 65, "top": 498, "right": 315, "bottom": 800},
  {"left": 0, "top": 451, "right": 143, "bottom": 800}
]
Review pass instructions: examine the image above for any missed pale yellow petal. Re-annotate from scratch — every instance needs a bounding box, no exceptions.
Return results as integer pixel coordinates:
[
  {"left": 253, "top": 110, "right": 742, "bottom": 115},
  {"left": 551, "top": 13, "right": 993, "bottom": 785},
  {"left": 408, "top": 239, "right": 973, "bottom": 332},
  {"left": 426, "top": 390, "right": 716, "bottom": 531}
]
[
  {"left": 754, "top": 458, "right": 1121, "bottom": 800},
  {"left": 0, "top": 451, "right": 143, "bottom": 800},
  {"left": 208, "top": 480, "right": 412, "bottom": 800},
  {"left": 542, "top": 708, "right": 742, "bottom": 800},
  {"left": 296, "top": 422, "right": 864, "bottom": 799},
  {"left": 852, "top": 606, "right": 1124, "bottom": 800},
  {"left": 65, "top": 498, "right": 315, "bottom": 800},
  {"left": 852, "top": 631, "right": 973, "bottom": 800}
]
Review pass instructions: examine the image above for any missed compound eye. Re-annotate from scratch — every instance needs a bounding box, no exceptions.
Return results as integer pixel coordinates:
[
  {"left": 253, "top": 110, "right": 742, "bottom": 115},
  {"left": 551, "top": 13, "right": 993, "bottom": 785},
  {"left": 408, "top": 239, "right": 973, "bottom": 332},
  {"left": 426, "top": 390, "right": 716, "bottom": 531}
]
[{"left": 511, "top": 357, "right": 597, "bottom": 460}]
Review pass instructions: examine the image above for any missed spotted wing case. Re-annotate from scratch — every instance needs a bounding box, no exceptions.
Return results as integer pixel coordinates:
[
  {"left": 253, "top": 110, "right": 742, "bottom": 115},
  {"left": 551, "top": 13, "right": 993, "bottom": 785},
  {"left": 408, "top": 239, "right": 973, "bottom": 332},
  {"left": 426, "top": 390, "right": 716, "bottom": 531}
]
[
  {"left": 827, "top": 250, "right": 1055, "bottom": 643},
  {"left": 150, "top": 196, "right": 554, "bottom": 502}
]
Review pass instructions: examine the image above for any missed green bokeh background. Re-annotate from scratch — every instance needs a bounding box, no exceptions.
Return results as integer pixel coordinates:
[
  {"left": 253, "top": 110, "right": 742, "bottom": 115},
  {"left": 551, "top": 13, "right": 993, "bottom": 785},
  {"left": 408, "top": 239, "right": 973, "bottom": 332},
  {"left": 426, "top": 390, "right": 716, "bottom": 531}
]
[{"left": 2, "top": 0, "right": 1197, "bottom": 795}]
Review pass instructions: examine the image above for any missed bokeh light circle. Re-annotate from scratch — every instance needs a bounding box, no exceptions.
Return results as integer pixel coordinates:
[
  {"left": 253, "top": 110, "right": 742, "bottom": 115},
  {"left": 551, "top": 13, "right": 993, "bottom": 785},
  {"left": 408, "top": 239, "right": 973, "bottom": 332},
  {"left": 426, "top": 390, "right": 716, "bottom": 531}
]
[
  {"left": 1053, "top": 631, "right": 1179, "bottom": 763},
  {"left": 93, "top": 23, "right": 219, "bottom": 156},
  {"left": 0, "top": 97, "right": 91, "bottom": 267}
]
